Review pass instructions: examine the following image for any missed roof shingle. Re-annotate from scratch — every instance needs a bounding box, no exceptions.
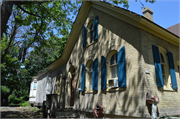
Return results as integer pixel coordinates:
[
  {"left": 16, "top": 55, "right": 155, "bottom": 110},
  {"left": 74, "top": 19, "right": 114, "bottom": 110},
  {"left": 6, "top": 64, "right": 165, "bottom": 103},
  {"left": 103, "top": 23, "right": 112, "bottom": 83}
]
[{"left": 166, "top": 23, "right": 180, "bottom": 37}]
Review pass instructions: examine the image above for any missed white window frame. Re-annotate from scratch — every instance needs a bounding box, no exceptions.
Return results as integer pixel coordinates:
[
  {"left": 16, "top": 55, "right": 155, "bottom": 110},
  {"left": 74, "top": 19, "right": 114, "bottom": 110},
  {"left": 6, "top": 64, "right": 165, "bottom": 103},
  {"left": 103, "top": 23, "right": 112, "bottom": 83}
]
[{"left": 106, "top": 50, "right": 118, "bottom": 91}]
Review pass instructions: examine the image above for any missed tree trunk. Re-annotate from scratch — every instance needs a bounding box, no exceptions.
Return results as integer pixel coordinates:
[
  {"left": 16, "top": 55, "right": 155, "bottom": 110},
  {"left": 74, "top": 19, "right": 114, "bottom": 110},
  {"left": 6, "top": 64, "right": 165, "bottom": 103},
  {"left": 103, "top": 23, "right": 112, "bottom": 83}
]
[{"left": 1, "top": 1, "right": 14, "bottom": 37}]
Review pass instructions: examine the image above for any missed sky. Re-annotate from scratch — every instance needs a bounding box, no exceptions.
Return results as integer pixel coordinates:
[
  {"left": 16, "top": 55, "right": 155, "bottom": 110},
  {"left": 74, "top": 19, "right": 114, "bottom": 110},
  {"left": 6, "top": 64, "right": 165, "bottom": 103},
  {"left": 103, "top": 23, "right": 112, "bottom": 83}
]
[{"left": 127, "top": 0, "right": 180, "bottom": 28}]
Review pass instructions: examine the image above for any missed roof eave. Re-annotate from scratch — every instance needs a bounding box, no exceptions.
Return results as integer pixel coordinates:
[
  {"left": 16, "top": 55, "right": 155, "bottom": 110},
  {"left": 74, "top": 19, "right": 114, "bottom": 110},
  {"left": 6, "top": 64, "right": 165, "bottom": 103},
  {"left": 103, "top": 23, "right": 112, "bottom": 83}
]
[{"left": 92, "top": 1, "right": 179, "bottom": 47}]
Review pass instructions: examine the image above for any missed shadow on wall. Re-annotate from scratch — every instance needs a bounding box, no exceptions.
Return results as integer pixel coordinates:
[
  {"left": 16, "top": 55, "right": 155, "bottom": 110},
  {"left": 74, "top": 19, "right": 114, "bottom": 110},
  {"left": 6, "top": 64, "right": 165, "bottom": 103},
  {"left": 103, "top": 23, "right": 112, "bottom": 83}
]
[
  {"left": 66, "top": 7, "right": 157, "bottom": 117},
  {"left": 93, "top": 15, "right": 146, "bottom": 117}
]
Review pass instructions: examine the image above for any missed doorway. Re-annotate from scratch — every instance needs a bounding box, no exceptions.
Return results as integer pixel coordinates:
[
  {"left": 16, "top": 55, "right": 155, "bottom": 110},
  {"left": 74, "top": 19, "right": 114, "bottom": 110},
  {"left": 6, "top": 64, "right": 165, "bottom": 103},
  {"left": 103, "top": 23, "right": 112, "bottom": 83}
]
[
  {"left": 70, "top": 74, "right": 75, "bottom": 106},
  {"left": 69, "top": 66, "right": 75, "bottom": 106}
]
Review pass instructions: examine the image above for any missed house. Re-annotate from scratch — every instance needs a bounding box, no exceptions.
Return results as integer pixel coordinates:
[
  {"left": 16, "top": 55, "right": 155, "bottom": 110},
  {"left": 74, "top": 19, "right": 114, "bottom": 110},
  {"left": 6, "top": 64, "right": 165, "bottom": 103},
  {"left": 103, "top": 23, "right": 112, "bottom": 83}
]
[
  {"left": 29, "top": 1, "right": 180, "bottom": 118},
  {"left": 29, "top": 64, "right": 66, "bottom": 108}
]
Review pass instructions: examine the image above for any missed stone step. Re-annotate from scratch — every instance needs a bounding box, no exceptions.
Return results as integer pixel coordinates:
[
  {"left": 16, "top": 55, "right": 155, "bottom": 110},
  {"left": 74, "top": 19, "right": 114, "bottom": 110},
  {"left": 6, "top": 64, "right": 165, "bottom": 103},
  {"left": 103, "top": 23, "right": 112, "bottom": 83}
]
[
  {"left": 55, "top": 108, "right": 79, "bottom": 118},
  {"left": 56, "top": 112, "right": 79, "bottom": 118}
]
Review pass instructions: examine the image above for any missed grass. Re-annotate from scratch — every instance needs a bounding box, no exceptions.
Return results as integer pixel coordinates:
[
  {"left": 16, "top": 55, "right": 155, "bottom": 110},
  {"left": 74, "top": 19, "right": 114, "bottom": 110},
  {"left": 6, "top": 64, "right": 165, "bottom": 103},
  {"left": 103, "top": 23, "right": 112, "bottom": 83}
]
[
  {"left": 31, "top": 107, "right": 39, "bottom": 112},
  {"left": 22, "top": 106, "right": 40, "bottom": 112},
  {"left": 17, "top": 101, "right": 39, "bottom": 112}
]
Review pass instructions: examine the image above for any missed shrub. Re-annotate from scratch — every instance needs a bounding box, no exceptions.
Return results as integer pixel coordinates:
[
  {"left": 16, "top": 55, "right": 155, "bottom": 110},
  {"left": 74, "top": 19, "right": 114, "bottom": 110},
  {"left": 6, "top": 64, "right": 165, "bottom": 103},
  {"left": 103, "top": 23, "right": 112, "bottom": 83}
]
[
  {"left": 8, "top": 90, "right": 29, "bottom": 104},
  {"left": 19, "top": 101, "right": 30, "bottom": 107},
  {"left": 0, "top": 86, "right": 10, "bottom": 93}
]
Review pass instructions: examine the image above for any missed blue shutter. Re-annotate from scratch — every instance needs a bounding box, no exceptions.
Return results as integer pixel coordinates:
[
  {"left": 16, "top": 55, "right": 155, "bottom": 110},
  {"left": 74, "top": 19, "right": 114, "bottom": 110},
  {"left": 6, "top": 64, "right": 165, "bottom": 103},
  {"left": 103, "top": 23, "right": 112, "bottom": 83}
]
[
  {"left": 83, "top": 26, "right": 87, "bottom": 47},
  {"left": 81, "top": 64, "right": 85, "bottom": 92},
  {"left": 93, "top": 58, "right": 98, "bottom": 91},
  {"left": 101, "top": 56, "right": 106, "bottom": 90},
  {"left": 93, "top": 16, "right": 98, "bottom": 41},
  {"left": 167, "top": 52, "right": 178, "bottom": 89},
  {"left": 117, "top": 46, "right": 126, "bottom": 87},
  {"left": 152, "top": 45, "right": 164, "bottom": 87}
]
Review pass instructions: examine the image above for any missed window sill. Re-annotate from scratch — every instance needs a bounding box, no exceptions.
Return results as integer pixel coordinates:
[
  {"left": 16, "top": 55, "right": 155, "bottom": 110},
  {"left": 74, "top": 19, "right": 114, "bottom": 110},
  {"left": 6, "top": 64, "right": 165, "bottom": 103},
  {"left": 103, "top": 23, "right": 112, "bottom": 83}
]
[
  {"left": 159, "top": 86, "right": 177, "bottom": 92},
  {"left": 85, "top": 90, "right": 94, "bottom": 94},
  {"left": 85, "top": 40, "right": 98, "bottom": 48},
  {"left": 106, "top": 87, "right": 126, "bottom": 92},
  {"left": 30, "top": 96, "right": 35, "bottom": 98}
]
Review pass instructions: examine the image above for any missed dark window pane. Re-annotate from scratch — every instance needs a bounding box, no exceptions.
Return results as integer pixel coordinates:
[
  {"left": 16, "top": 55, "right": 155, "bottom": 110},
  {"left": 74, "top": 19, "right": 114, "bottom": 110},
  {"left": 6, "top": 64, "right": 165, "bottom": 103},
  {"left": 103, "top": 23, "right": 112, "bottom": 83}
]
[
  {"left": 160, "top": 53, "right": 165, "bottom": 63},
  {"left": 90, "top": 32, "right": 93, "bottom": 43},
  {"left": 90, "top": 24, "right": 93, "bottom": 30},
  {"left": 115, "top": 54, "right": 117, "bottom": 63},
  {"left": 110, "top": 55, "right": 114, "bottom": 65},
  {"left": 89, "top": 63, "right": 93, "bottom": 71},
  {"left": 161, "top": 64, "right": 165, "bottom": 74}
]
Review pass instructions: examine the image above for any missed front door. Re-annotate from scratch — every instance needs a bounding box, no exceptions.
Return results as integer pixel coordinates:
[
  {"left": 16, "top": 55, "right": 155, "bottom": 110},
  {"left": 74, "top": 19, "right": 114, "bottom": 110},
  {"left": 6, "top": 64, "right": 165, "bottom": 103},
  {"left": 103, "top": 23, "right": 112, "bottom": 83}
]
[{"left": 70, "top": 74, "right": 75, "bottom": 106}]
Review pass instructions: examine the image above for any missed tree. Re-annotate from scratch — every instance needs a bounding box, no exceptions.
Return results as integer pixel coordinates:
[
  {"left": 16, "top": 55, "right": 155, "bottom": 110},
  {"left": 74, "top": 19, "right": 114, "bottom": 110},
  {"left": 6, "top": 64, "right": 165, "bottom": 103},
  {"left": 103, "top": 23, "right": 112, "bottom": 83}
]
[
  {"left": 1, "top": 35, "right": 21, "bottom": 92},
  {"left": 22, "top": 35, "right": 67, "bottom": 96},
  {"left": 25, "top": 35, "right": 67, "bottom": 75},
  {"left": 1, "top": 1, "right": 81, "bottom": 63}
]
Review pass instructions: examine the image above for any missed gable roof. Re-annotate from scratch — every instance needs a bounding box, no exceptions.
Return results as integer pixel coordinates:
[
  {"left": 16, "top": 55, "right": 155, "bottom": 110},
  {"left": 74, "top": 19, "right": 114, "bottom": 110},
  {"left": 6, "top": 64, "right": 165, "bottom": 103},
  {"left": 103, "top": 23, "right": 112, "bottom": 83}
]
[
  {"left": 101, "top": 1, "right": 180, "bottom": 38},
  {"left": 166, "top": 23, "right": 180, "bottom": 37},
  {"left": 35, "top": 1, "right": 179, "bottom": 78}
]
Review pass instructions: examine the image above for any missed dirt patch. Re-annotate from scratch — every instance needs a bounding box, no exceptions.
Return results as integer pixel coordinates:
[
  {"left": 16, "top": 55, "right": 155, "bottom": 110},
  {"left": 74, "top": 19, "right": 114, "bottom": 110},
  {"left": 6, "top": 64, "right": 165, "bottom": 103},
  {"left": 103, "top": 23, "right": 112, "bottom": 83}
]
[{"left": 0, "top": 107, "right": 43, "bottom": 118}]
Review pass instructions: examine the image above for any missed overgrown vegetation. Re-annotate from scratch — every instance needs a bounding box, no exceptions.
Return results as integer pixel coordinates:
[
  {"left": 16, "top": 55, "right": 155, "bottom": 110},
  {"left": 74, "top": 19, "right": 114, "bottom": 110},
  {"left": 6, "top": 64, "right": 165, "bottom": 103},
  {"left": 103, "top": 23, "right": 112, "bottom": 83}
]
[
  {"left": 19, "top": 101, "right": 30, "bottom": 107},
  {"left": 0, "top": 86, "right": 10, "bottom": 93},
  {"left": 8, "top": 90, "right": 29, "bottom": 104}
]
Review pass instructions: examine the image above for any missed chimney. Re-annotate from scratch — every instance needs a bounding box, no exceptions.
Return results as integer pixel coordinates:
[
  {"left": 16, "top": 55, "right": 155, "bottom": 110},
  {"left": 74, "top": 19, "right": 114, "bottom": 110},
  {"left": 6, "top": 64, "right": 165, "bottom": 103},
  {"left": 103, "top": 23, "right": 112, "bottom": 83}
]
[{"left": 142, "top": 7, "right": 153, "bottom": 21}]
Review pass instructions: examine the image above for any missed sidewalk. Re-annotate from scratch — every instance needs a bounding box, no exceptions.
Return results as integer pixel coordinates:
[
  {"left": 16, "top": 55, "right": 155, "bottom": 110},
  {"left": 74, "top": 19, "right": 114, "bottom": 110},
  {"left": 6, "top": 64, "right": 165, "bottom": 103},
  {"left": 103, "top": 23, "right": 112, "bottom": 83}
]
[{"left": 0, "top": 107, "right": 43, "bottom": 118}]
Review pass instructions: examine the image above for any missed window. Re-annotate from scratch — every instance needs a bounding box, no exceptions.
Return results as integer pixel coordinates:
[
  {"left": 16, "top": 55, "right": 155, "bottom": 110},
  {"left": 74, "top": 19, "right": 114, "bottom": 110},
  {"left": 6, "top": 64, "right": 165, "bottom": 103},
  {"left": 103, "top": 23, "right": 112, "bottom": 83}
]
[
  {"left": 152, "top": 45, "right": 178, "bottom": 90},
  {"left": 106, "top": 50, "right": 118, "bottom": 88},
  {"left": 90, "top": 24, "right": 93, "bottom": 43},
  {"left": 86, "top": 60, "right": 93, "bottom": 91},
  {"left": 87, "top": 20, "right": 94, "bottom": 44},
  {"left": 158, "top": 46, "right": 171, "bottom": 88},
  {"left": 160, "top": 53, "right": 166, "bottom": 85},
  {"left": 110, "top": 54, "right": 118, "bottom": 79},
  {"left": 33, "top": 82, "right": 37, "bottom": 89},
  {"left": 88, "top": 63, "right": 93, "bottom": 90}
]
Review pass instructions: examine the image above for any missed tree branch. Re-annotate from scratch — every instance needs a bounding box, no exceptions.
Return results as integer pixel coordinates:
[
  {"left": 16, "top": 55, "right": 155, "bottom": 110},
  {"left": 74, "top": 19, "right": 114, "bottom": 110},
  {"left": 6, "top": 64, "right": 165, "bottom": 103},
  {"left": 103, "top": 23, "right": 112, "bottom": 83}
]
[
  {"left": 15, "top": 4, "right": 41, "bottom": 18},
  {"left": 139, "top": 0, "right": 145, "bottom": 8},
  {"left": 27, "top": 15, "right": 44, "bottom": 48},
  {"left": 1, "top": 41, "right": 21, "bottom": 53},
  {"left": 1, "top": 24, "right": 18, "bottom": 63},
  {"left": 14, "top": 1, "right": 48, "bottom": 5}
]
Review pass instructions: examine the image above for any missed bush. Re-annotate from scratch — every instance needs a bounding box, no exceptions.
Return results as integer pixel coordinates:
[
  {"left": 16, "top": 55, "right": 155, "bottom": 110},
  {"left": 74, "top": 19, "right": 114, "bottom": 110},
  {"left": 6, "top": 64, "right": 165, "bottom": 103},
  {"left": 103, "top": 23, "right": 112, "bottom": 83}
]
[
  {"left": 0, "top": 86, "right": 10, "bottom": 93},
  {"left": 19, "top": 101, "right": 30, "bottom": 107},
  {"left": 8, "top": 91, "right": 17, "bottom": 104},
  {"left": 8, "top": 90, "right": 29, "bottom": 104}
]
